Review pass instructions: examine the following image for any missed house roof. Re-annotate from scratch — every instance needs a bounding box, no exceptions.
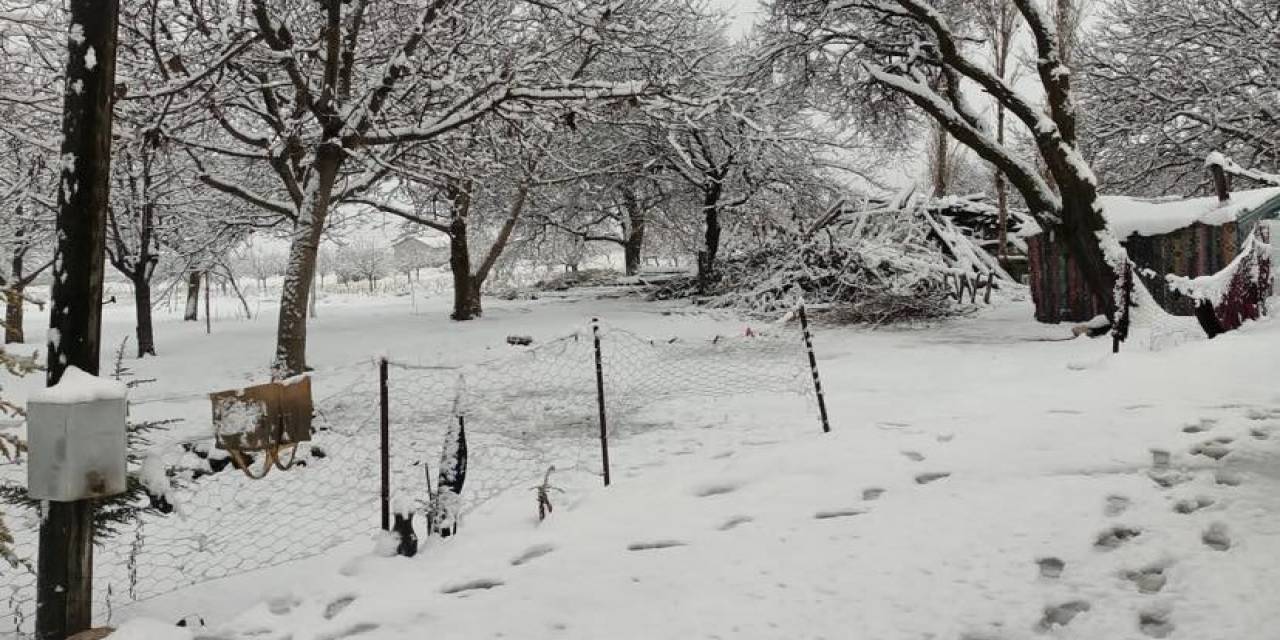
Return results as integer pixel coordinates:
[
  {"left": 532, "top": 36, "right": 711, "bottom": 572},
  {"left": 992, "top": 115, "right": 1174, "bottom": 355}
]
[{"left": 1020, "top": 187, "right": 1280, "bottom": 238}]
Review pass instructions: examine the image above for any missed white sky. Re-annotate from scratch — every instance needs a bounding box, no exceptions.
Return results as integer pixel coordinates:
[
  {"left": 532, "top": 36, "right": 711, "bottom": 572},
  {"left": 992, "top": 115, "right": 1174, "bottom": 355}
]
[{"left": 710, "top": 0, "right": 765, "bottom": 39}]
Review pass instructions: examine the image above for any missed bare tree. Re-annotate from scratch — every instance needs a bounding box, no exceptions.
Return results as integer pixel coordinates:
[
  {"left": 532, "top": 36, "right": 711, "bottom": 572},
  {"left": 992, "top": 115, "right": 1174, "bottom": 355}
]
[
  {"left": 767, "top": 0, "right": 1124, "bottom": 319},
  {"left": 1080, "top": 0, "right": 1278, "bottom": 195}
]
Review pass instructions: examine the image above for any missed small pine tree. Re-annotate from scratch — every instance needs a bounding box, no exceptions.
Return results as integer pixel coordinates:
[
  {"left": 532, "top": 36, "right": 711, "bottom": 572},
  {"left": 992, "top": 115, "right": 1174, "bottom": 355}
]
[
  {"left": 0, "top": 337, "right": 182, "bottom": 542},
  {"left": 0, "top": 295, "right": 38, "bottom": 569}
]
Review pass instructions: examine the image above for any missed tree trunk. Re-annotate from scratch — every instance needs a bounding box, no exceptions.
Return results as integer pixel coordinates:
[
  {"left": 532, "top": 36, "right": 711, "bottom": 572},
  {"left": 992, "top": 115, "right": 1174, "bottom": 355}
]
[
  {"left": 697, "top": 181, "right": 723, "bottom": 292},
  {"left": 931, "top": 123, "right": 950, "bottom": 197},
  {"left": 272, "top": 146, "right": 341, "bottom": 377},
  {"left": 449, "top": 224, "right": 481, "bottom": 321},
  {"left": 39, "top": 0, "right": 120, "bottom": 636},
  {"left": 132, "top": 276, "right": 156, "bottom": 357},
  {"left": 620, "top": 186, "right": 646, "bottom": 276},
  {"left": 4, "top": 286, "right": 23, "bottom": 344},
  {"left": 183, "top": 271, "right": 200, "bottom": 321},
  {"left": 995, "top": 103, "right": 1009, "bottom": 264},
  {"left": 5, "top": 245, "right": 24, "bottom": 343}
]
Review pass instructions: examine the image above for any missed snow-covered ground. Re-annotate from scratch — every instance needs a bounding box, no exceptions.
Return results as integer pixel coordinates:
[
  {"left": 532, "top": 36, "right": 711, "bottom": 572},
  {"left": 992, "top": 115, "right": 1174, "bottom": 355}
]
[{"left": 4, "top": 284, "right": 1280, "bottom": 640}]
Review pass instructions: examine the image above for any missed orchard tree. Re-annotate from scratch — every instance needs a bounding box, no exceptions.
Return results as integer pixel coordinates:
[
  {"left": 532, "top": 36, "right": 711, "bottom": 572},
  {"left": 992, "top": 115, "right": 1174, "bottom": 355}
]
[
  {"left": 766, "top": 0, "right": 1125, "bottom": 319},
  {"left": 0, "top": 149, "right": 55, "bottom": 345},
  {"left": 135, "top": 0, "right": 710, "bottom": 375}
]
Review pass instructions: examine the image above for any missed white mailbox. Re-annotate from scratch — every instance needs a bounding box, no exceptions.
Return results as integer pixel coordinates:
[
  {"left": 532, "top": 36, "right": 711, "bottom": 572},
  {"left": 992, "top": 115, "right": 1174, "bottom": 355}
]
[{"left": 26, "top": 366, "right": 129, "bottom": 502}]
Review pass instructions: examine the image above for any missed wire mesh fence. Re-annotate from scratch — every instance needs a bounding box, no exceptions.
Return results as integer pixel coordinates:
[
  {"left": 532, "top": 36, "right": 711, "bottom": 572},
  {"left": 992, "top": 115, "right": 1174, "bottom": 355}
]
[{"left": 0, "top": 316, "right": 818, "bottom": 637}]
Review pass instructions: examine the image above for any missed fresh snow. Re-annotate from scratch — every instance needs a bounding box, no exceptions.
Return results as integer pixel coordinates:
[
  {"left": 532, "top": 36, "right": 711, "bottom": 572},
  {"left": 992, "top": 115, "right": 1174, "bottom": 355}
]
[
  {"left": 27, "top": 365, "right": 127, "bottom": 405},
  {"left": 3, "top": 284, "right": 1280, "bottom": 639},
  {"left": 1100, "top": 189, "right": 1280, "bottom": 238},
  {"left": 1018, "top": 188, "right": 1280, "bottom": 239}
]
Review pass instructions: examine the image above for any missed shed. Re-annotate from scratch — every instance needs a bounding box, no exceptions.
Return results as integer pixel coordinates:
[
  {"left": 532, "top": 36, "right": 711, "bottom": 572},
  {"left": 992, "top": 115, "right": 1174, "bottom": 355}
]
[{"left": 1025, "top": 188, "right": 1280, "bottom": 323}]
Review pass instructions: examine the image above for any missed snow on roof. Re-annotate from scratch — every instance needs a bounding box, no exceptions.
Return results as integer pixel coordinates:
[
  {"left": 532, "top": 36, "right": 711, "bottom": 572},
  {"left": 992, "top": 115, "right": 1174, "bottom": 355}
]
[
  {"left": 1101, "top": 188, "right": 1280, "bottom": 238},
  {"left": 29, "top": 366, "right": 127, "bottom": 405},
  {"left": 1019, "top": 188, "right": 1280, "bottom": 239}
]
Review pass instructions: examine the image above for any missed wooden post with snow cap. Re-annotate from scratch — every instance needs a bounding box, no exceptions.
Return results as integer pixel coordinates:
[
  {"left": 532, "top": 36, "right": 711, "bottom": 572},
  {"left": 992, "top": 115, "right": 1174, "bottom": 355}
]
[
  {"left": 1207, "top": 152, "right": 1231, "bottom": 203},
  {"left": 37, "top": 1, "right": 122, "bottom": 637},
  {"left": 797, "top": 301, "right": 831, "bottom": 433},
  {"left": 592, "top": 318, "right": 611, "bottom": 486}
]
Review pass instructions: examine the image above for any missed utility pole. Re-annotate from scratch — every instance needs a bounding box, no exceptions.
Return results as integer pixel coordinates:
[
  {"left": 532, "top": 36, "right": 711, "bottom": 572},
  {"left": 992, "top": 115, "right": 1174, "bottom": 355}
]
[{"left": 36, "top": 2, "right": 122, "bottom": 638}]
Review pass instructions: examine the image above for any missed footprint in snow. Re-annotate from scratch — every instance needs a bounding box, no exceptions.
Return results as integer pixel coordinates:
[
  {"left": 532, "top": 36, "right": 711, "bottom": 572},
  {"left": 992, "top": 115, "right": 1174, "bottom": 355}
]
[
  {"left": 1191, "top": 438, "right": 1233, "bottom": 461},
  {"left": 813, "top": 508, "right": 864, "bottom": 520},
  {"left": 862, "top": 487, "right": 886, "bottom": 501},
  {"left": 692, "top": 481, "right": 741, "bottom": 498},
  {"left": 318, "top": 623, "right": 380, "bottom": 639},
  {"left": 627, "top": 540, "right": 687, "bottom": 551},
  {"left": 915, "top": 472, "right": 950, "bottom": 485},
  {"left": 1202, "top": 522, "right": 1231, "bottom": 551},
  {"left": 1094, "top": 526, "right": 1142, "bottom": 550},
  {"left": 1036, "top": 557, "right": 1065, "bottom": 579},
  {"left": 1214, "top": 469, "right": 1243, "bottom": 487},
  {"left": 1173, "top": 496, "right": 1215, "bottom": 514},
  {"left": 1138, "top": 610, "right": 1175, "bottom": 638},
  {"left": 440, "top": 578, "right": 505, "bottom": 594},
  {"left": 1148, "top": 468, "right": 1191, "bottom": 489},
  {"left": 1182, "top": 418, "right": 1215, "bottom": 433},
  {"left": 1036, "top": 600, "right": 1091, "bottom": 632},
  {"left": 901, "top": 450, "right": 925, "bottom": 462},
  {"left": 718, "top": 515, "right": 754, "bottom": 531},
  {"left": 1251, "top": 427, "right": 1272, "bottom": 440},
  {"left": 510, "top": 543, "right": 556, "bottom": 566},
  {"left": 1245, "top": 407, "right": 1280, "bottom": 421},
  {"left": 1123, "top": 565, "right": 1169, "bottom": 594},
  {"left": 1105, "top": 495, "right": 1131, "bottom": 517},
  {"left": 324, "top": 595, "right": 356, "bottom": 620}
]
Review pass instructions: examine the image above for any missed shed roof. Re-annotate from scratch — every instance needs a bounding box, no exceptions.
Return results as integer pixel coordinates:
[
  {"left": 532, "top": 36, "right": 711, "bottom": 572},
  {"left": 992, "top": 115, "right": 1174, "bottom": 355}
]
[
  {"left": 1101, "top": 187, "right": 1280, "bottom": 238},
  {"left": 1020, "top": 187, "right": 1280, "bottom": 239}
]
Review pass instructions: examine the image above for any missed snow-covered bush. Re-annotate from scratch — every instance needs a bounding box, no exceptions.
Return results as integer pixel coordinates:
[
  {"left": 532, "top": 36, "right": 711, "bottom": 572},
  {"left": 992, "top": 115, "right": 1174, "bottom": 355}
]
[{"left": 687, "top": 203, "right": 993, "bottom": 324}]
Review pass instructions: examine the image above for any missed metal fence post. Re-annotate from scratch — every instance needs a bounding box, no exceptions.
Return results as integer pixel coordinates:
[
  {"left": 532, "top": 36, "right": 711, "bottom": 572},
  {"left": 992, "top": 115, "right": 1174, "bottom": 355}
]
[
  {"left": 797, "top": 302, "right": 831, "bottom": 433},
  {"left": 592, "top": 318, "right": 611, "bottom": 486},
  {"left": 379, "top": 358, "right": 391, "bottom": 531}
]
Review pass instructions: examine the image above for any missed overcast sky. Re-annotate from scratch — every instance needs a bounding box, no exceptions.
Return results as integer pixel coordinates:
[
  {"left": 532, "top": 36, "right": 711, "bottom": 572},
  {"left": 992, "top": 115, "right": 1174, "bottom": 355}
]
[{"left": 710, "top": 0, "right": 765, "bottom": 38}]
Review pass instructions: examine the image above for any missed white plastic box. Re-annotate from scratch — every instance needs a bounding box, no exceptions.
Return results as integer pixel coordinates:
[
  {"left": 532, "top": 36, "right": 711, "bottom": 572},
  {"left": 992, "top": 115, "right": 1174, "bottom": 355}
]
[{"left": 26, "top": 367, "right": 128, "bottom": 502}]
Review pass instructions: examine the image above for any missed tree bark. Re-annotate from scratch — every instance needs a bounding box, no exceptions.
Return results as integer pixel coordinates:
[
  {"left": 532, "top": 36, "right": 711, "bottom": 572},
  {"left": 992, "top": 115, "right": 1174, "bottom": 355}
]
[
  {"left": 620, "top": 186, "right": 646, "bottom": 276},
  {"left": 4, "top": 287, "right": 23, "bottom": 344},
  {"left": 697, "top": 178, "right": 723, "bottom": 292},
  {"left": 5, "top": 245, "right": 25, "bottom": 344},
  {"left": 931, "top": 123, "right": 950, "bottom": 197},
  {"left": 272, "top": 145, "right": 341, "bottom": 377},
  {"left": 448, "top": 218, "right": 481, "bottom": 321},
  {"left": 183, "top": 270, "right": 200, "bottom": 321},
  {"left": 132, "top": 276, "right": 156, "bottom": 357}
]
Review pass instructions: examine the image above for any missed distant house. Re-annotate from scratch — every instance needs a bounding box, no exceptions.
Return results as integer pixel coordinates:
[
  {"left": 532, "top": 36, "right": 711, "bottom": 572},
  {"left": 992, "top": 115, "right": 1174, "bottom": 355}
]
[
  {"left": 391, "top": 235, "right": 449, "bottom": 277},
  {"left": 1023, "top": 187, "right": 1280, "bottom": 324}
]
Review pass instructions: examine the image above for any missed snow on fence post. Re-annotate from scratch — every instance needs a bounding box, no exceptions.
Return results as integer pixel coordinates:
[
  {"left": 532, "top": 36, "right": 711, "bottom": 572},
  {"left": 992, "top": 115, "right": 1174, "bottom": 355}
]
[
  {"left": 797, "top": 302, "right": 831, "bottom": 434},
  {"left": 592, "top": 318, "right": 611, "bottom": 486},
  {"left": 378, "top": 357, "right": 390, "bottom": 532}
]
